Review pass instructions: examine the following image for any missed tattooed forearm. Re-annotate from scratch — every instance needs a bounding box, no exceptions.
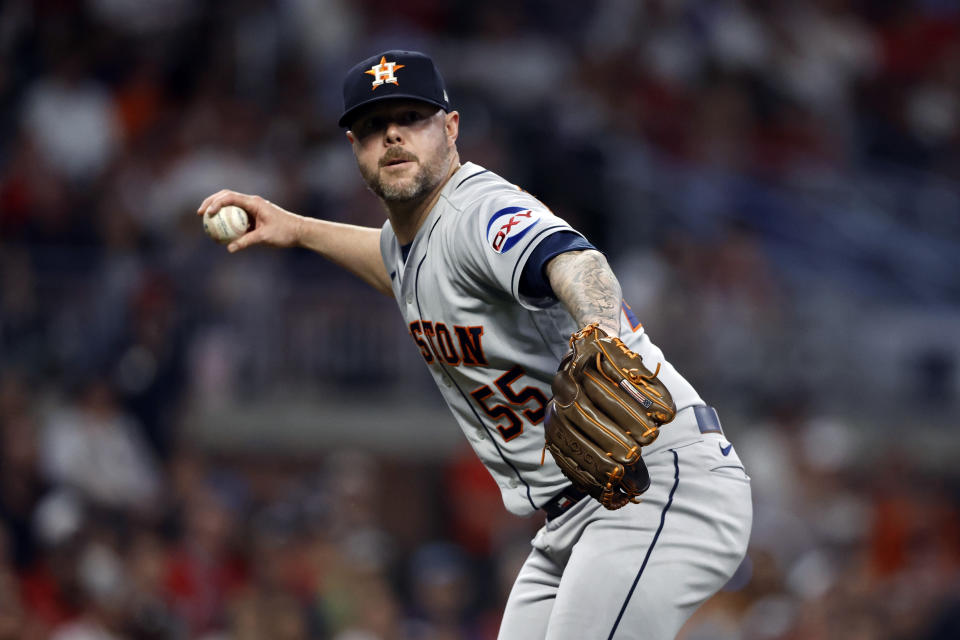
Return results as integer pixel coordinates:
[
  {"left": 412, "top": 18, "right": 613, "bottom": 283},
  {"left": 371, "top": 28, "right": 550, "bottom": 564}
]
[{"left": 546, "top": 250, "right": 622, "bottom": 335}]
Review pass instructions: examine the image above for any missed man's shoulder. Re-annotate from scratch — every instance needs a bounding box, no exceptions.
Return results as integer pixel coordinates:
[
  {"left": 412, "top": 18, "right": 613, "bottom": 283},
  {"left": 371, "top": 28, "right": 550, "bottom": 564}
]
[{"left": 443, "top": 163, "right": 548, "bottom": 220}]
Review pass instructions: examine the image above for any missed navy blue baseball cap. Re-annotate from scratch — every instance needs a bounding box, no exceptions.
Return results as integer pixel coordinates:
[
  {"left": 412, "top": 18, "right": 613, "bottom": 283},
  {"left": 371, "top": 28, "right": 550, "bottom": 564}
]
[{"left": 338, "top": 50, "right": 451, "bottom": 128}]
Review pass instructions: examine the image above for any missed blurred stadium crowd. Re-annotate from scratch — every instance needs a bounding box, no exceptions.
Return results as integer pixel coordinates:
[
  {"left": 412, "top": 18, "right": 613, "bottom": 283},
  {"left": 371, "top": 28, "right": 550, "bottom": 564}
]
[{"left": 1, "top": 1, "right": 960, "bottom": 639}]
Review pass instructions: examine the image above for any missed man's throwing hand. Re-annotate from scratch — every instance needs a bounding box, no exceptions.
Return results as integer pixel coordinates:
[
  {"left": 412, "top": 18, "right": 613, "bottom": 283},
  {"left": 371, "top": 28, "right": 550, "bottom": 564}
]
[{"left": 197, "top": 190, "right": 304, "bottom": 253}]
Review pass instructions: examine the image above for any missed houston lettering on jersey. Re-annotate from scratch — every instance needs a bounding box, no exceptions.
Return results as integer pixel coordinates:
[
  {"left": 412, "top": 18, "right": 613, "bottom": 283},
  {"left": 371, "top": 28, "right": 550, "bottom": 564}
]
[
  {"left": 486, "top": 207, "right": 542, "bottom": 254},
  {"left": 409, "top": 321, "right": 488, "bottom": 366}
]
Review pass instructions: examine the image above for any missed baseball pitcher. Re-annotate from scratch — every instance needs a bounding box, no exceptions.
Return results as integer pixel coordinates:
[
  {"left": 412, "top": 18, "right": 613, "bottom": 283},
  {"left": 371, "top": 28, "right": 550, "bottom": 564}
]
[{"left": 199, "top": 50, "right": 752, "bottom": 640}]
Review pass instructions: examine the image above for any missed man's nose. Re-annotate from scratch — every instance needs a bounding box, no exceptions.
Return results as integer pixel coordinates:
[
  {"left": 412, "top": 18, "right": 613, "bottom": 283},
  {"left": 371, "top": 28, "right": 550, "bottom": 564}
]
[{"left": 384, "top": 121, "right": 403, "bottom": 144}]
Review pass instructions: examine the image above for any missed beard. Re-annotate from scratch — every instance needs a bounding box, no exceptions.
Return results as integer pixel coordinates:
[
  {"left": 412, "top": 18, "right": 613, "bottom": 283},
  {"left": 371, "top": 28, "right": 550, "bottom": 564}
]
[{"left": 359, "top": 136, "right": 451, "bottom": 204}]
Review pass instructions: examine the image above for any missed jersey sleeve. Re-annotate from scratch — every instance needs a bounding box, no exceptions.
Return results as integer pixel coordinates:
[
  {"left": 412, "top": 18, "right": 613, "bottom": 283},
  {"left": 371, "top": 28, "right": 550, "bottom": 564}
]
[
  {"left": 379, "top": 218, "right": 403, "bottom": 301},
  {"left": 519, "top": 231, "right": 597, "bottom": 302},
  {"left": 456, "top": 191, "right": 586, "bottom": 310}
]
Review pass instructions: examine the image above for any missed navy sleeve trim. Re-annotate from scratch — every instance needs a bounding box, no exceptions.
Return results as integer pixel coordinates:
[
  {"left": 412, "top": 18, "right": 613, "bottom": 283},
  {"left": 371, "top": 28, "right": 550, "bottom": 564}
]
[
  {"left": 456, "top": 170, "right": 489, "bottom": 189},
  {"left": 519, "top": 230, "right": 595, "bottom": 300}
]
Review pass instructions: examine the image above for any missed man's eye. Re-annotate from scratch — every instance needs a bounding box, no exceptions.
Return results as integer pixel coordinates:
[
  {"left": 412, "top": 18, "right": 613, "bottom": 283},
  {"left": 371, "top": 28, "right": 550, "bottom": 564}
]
[
  {"left": 401, "top": 111, "right": 424, "bottom": 124},
  {"left": 356, "top": 118, "right": 384, "bottom": 136}
]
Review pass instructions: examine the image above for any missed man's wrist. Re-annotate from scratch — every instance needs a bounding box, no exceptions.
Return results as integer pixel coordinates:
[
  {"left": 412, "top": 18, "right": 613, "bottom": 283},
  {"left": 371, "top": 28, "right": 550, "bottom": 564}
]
[
  {"left": 596, "top": 320, "right": 620, "bottom": 336},
  {"left": 292, "top": 213, "right": 309, "bottom": 248}
]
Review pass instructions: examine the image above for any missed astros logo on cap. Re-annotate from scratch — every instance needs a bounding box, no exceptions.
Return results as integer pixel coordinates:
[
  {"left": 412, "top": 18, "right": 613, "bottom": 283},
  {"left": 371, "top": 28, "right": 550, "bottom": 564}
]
[{"left": 365, "top": 56, "right": 405, "bottom": 90}]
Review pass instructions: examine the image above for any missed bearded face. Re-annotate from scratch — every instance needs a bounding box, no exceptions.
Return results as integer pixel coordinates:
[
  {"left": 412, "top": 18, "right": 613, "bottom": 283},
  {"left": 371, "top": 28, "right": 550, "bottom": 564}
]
[{"left": 349, "top": 103, "right": 454, "bottom": 205}]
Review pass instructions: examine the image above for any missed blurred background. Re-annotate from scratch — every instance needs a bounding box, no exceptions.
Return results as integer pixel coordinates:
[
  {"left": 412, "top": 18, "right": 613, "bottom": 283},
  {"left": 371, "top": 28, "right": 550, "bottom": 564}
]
[{"left": 1, "top": 0, "right": 959, "bottom": 639}]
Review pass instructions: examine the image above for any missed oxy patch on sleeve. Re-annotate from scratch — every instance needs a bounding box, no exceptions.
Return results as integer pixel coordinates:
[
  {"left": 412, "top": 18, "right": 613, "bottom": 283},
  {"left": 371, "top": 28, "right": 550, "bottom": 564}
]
[{"left": 486, "top": 206, "right": 543, "bottom": 254}]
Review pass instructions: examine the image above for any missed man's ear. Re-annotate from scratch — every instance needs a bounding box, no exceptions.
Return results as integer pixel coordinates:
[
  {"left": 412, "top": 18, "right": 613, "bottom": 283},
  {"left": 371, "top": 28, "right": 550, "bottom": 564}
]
[
  {"left": 345, "top": 130, "right": 356, "bottom": 144},
  {"left": 445, "top": 111, "right": 460, "bottom": 144}
]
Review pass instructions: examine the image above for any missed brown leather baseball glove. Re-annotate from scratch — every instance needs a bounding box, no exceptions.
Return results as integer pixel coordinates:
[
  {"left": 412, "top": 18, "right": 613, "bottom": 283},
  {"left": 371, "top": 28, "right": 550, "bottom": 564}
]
[{"left": 545, "top": 323, "right": 677, "bottom": 510}]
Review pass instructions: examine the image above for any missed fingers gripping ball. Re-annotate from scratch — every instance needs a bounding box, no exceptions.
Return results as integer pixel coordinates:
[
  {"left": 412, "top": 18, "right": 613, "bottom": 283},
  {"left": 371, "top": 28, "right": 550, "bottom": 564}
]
[
  {"left": 203, "top": 205, "right": 250, "bottom": 244},
  {"left": 545, "top": 323, "right": 677, "bottom": 510}
]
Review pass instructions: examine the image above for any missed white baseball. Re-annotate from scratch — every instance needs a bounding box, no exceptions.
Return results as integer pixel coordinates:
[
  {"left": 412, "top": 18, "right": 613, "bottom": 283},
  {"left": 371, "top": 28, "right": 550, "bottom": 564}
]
[{"left": 203, "top": 205, "right": 250, "bottom": 244}]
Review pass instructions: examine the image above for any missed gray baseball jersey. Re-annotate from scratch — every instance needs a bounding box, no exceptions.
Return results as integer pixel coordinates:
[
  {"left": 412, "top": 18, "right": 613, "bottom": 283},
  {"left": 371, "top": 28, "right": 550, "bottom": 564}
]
[
  {"left": 381, "top": 162, "right": 752, "bottom": 639},
  {"left": 381, "top": 162, "right": 702, "bottom": 516}
]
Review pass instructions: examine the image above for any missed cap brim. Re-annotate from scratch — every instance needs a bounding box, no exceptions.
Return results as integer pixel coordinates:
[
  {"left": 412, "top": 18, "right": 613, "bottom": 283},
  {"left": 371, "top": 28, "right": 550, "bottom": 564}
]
[{"left": 338, "top": 94, "right": 449, "bottom": 128}]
